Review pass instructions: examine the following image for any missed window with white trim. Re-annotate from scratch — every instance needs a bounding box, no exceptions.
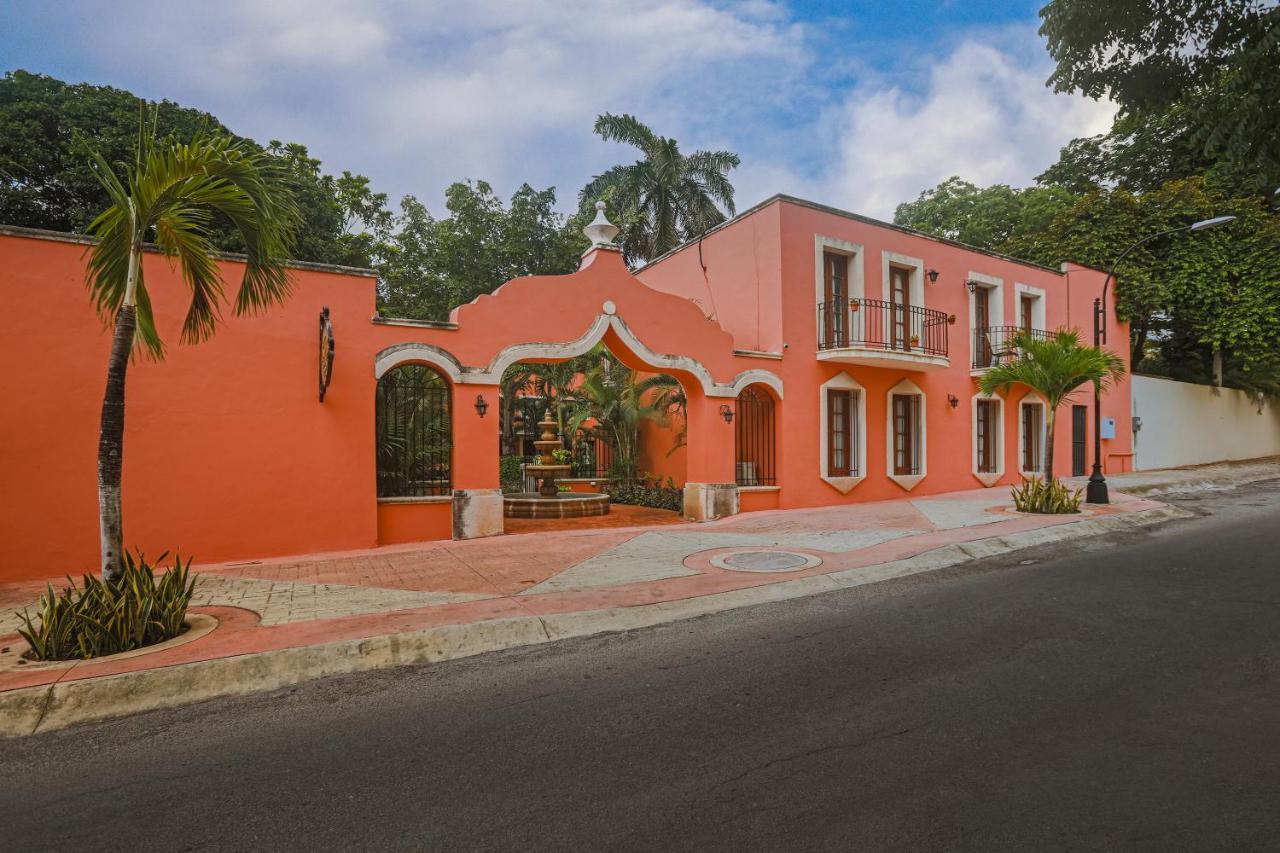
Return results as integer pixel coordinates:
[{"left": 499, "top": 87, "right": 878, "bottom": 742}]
[
  {"left": 891, "top": 392, "right": 923, "bottom": 476},
  {"left": 1020, "top": 401, "right": 1045, "bottom": 473},
  {"left": 976, "top": 399, "right": 1000, "bottom": 474}
]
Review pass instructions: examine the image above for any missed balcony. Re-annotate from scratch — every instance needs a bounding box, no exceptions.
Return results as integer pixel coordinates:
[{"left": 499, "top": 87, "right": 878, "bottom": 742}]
[
  {"left": 817, "top": 299, "right": 950, "bottom": 371},
  {"left": 971, "top": 326, "right": 1051, "bottom": 373}
]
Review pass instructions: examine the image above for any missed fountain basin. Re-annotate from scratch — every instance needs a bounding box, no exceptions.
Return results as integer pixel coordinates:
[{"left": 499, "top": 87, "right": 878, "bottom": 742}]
[{"left": 503, "top": 492, "right": 611, "bottom": 519}]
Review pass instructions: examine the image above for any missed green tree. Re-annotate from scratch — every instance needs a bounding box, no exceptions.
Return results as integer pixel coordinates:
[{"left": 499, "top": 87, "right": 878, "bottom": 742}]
[
  {"left": 84, "top": 130, "right": 298, "bottom": 581},
  {"left": 894, "top": 177, "right": 1076, "bottom": 250},
  {"left": 378, "top": 180, "right": 584, "bottom": 321},
  {"left": 0, "top": 70, "right": 384, "bottom": 266},
  {"left": 979, "top": 331, "right": 1125, "bottom": 509},
  {"left": 1003, "top": 178, "right": 1280, "bottom": 376},
  {"left": 1040, "top": 0, "right": 1280, "bottom": 188},
  {"left": 581, "top": 113, "right": 740, "bottom": 264}
]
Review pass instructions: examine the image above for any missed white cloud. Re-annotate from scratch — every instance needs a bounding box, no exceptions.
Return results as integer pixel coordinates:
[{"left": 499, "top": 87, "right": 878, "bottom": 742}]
[
  {"left": 7, "top": 5, "right": 1113, "bottom": 223},
  {"left": 813, "top": 30, "right": 1118, "bottom": 219}
]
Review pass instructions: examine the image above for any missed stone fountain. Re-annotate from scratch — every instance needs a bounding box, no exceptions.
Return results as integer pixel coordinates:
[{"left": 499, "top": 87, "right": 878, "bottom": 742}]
[
  {"left": 504, "top": 416, "right": 611, "bottom": 519},
  {"left": 526, "top": 415, "right": 572, "bottom": 497}
]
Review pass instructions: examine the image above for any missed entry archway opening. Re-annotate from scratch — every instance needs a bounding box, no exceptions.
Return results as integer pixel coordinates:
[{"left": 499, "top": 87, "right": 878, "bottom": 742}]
[{"left": 498, "top": 343, "right": 691, "bottom": 531}]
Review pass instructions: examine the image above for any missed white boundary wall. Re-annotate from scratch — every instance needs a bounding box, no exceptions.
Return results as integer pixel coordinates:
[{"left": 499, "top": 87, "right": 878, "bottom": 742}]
[{"left": 1132, "top": 374, "right": 1280, "bottom": 470}]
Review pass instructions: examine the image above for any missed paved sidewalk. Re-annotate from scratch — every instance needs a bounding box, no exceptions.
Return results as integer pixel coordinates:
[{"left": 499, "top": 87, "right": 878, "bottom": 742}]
[{"left": 4, "top": 459, "right": 1275, "bottom": 734}]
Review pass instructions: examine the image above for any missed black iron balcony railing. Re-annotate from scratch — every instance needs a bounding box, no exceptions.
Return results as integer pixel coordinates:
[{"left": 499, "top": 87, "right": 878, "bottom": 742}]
[
  {"left": 972, "top": 325, "right": 1051, "bottom": 369},
  {"left": 818, "top": 298, "right": 949, "bottom": 358}
]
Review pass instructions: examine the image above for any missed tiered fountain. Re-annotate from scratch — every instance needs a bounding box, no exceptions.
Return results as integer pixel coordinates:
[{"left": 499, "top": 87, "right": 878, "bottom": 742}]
[
  {"left": 503, "top": 416, "right": 611, "bottom": 519},
  {"left": 503, "top": 200, "right": 618, "bottom": 522}
]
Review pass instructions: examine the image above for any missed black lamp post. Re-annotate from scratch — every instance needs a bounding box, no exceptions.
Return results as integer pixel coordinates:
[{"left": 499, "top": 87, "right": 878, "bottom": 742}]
[{"left": 1086, "top": 215, "right": 1236, "bottom": 504}]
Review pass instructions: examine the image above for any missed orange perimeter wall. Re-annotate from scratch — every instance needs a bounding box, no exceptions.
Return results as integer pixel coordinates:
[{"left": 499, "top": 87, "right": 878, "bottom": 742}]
[{"left": 0, "top": 231, "right": 385, "bottom": 581}]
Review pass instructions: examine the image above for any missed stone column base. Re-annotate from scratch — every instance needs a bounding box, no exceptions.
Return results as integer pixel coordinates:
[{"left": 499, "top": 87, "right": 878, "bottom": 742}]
[
  {"left": 682, "top": 482, "right": 739, "bottom": 522},
  {"left": 452, "top": 489, "right": 504, "bottom": 539}
]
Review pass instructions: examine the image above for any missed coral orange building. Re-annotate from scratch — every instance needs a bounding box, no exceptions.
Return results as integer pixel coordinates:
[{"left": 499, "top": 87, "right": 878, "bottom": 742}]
[{"left": 0, "top": 196, "right": 1131, "bottom": 581}]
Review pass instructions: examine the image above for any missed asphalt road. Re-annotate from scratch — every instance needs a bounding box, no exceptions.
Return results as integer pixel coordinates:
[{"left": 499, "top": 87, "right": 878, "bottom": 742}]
[{"left": 3, "top": 481, "right": 1279, "bottom": 852}]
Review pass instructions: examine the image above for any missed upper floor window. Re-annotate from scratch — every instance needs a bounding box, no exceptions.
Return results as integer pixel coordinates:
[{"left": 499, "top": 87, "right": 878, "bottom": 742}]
[
  {"left": 1020, "top": 294, "right": 1035, "bottom": 331},
  {"left": 822, "top": 250, "right": 849, "bottom": 348}
]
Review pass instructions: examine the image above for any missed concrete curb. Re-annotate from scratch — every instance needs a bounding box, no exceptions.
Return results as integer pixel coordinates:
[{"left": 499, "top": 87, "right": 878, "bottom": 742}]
[{"left": 0, "top": 504, "right": 1190, "bottom": 738}]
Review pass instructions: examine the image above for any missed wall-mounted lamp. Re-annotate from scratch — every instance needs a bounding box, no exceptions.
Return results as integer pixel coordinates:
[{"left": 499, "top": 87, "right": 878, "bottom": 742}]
[
  {"left": 947, "top": 394, "right": 960, "bottom": 409},
  {"left": 719, "top": 404, "right": 734, "bottom": 424},
  {"left": 965, "top": 279, "right": 981, "bottom": 293},
  {"left": 926, "top": 268, "right": 939, "bottom": 284},
  {"left": 474, "top": 394, "right": 489, "bottom": 418}
]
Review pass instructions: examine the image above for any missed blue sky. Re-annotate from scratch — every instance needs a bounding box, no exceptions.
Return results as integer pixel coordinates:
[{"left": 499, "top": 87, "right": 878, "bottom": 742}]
[{"left": 0, "top": 1, "right": 1113, "bottom": 220}]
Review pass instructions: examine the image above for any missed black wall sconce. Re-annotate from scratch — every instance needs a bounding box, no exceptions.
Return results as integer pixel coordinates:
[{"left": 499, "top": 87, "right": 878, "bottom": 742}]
[
  {"left": 719, "top": 404, "right": 734, "bottom": 424},
  {"left": 474, "top": 394, "right": 489, "bottom": 418},
  {"left": 965, "top": 278, "right": 982, "bottom": 293},
  {"left": 947, "top": 394, "right": 960, "bottom": 409},
  {"left": 926, "top": 268, "right": 939, "bottom": 284}
]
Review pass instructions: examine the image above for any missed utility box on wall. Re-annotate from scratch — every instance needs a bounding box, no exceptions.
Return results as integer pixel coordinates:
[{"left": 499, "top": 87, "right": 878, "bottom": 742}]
[{"left": 1101, "top": 417, "right": 1117, "bottom": 440}]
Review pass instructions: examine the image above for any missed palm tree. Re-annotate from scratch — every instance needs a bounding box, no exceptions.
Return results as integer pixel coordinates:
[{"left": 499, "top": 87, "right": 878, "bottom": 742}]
[
  {"left": 564, "top": 356, "right": 678, "bottom": 482},
  {"left": 979, "top": 330, "right": 1125, "bottom": 510},
  {"left": 85, "top": 129, "right": 298, "bottom": 582},
  {"left": 581, "top": 113, "right": 740, "bottom": 263}
]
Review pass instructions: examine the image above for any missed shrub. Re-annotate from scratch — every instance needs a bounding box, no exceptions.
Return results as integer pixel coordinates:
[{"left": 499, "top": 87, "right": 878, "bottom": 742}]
[
  {"left": 17, "top": 552, "right": 197, "bottom": 661},
  {"left": 499, "top": 454, "right": 526, "bottom": 493},
  {"left": 1011, "top": 476, "right": 1083, "bottom": 514},
  {"left": 607, "top": 478, "right": 683, "bottom": 512}
]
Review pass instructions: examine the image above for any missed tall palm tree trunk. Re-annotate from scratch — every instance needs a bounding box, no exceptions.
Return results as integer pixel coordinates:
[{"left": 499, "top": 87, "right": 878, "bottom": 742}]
[
  {"left": 1042, "top": 406, "right": 1058, "bottom": 513},
  {"left": 98, "top": 245, "right": 139, "bottom": 583}
]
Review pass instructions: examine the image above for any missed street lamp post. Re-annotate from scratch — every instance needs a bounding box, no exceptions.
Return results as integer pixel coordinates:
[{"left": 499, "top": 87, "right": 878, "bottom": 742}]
[{"left": 1086, "top": 215, "right": 1237, "bottom": 504}]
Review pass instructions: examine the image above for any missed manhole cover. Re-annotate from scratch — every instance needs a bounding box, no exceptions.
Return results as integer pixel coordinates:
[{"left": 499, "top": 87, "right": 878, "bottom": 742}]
[{"left": 710, "top": 550, "right": 821, "bottom": 573}]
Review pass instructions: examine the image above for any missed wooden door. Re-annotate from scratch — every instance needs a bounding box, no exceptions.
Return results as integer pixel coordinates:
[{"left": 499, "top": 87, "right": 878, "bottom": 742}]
[
  {"left": 1020, "top": 294, "right": 1035, "bottom": 332},
  {"left": 889, "top": 266, "right": 911, "bottom": 350},
  {"left": 974, "top": 286, "right": 992, "bottom": 367},
  {"left": 823, "top": 251, "right": 847, "bottom": 347}
]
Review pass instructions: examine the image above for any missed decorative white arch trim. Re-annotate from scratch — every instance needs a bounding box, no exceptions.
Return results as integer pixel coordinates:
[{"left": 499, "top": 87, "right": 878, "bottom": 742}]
[
  {"left": 374, "top": 342, "right": 465, "bottom": 382},
  {"left": 373, "top": 310, "right": 784, "bottom": 401}
]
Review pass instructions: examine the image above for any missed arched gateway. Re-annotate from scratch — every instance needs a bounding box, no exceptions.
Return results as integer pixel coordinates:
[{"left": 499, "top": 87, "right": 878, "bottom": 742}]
[{"left": 373, "top": 205, "right": 784, "bottom": 540}]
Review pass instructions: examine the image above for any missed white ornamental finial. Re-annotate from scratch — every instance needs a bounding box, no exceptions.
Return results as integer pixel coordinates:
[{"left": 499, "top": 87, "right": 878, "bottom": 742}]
[{"left": 583, "top": 200, "right": 620, "bottom": 248}]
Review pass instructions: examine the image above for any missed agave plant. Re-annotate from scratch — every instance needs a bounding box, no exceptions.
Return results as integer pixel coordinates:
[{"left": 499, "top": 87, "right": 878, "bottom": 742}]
[{"left": 18, "top": 551, "right": 197, "bottom": 661}]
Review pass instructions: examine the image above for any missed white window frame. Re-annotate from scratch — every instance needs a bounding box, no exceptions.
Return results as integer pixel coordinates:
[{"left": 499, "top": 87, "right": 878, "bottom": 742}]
[
  {"left": 1013, "top": 283, "right": 1047, "bottom": 331},
  {"left": 819, "top": 372, "right": 866, "bottom": 494},
  {"left": 962, "top": 270, "right": 1003, "bottom": 326},
  {"left": 885, "top": 377, "right": 927, "bottom": 491},
  {"left": 882, "top": 250, "right": 925, "bottom": 308},
  {"left": 971, "top": 391, "right": 1004, "bottom": 487},
  {"left": 1018, "top": 393, "right": 1048, "bottom": 477},
  {"left": 814, "top": 236, "right": 864, "bottom": 347}
]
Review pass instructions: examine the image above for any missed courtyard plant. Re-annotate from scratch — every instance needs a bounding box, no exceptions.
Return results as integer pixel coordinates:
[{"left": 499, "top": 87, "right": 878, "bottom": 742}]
[
  {"left": 978, "top": 330, "right": 1125, "bottom": 513},
  {"left": 17, "top": 552, "right": 196, "bottom": 661}
]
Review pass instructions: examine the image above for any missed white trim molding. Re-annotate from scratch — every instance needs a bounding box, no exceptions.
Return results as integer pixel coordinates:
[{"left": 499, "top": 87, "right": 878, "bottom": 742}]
[
  {"left": 1017, "top": 392, "right": 1048, "bottom": 477},
  {"left": 814, "top": 235, "right": 864, "bottom": 347},
  {"left": 819, "top": 372, "right": 867, "bottom": 494},
  {"left": 886, "top": 377, "right": 927, "bottom": 492},
  {"left": 970, "top": 391, "right": 1005, "bottom": 488},
  {"left": 882, "top": 250, "right": 925, "bottom": 309},
  {"left": 374, "top": 313, "right": 784, "bottom": 401},
  {"left": 1014, "top": 282, "right": 1048, "bottom": 331}
]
